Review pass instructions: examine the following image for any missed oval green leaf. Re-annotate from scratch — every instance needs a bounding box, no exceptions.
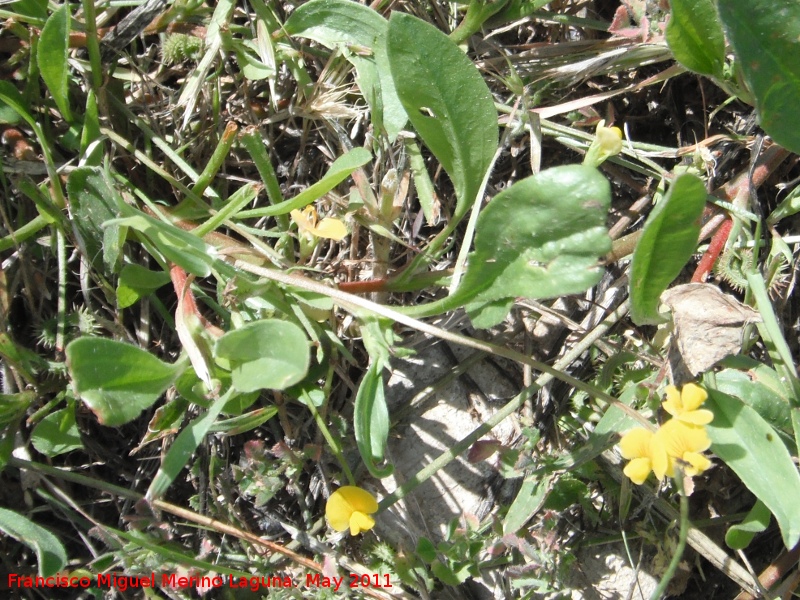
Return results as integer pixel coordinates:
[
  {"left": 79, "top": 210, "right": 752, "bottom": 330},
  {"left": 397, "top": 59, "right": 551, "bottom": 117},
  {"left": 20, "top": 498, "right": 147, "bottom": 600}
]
[
  {"left": 214, "top": 320, "right": 310, "bottom": 392},
  {"left": 0, "top": 507, "right": 67, "bottom": 577},
  {"left": 66, "top": 337, "right": 181, "bottom": 426},
  {"left": 717, "top": 0, "right": 800, "bottom": 153},
  {"left": 706, "top": 388, "right": 800, "bottom": 549},
  {"left": 387, "top": 11, "right": 497, "bottom": 216},
  {"left": 630, "top": 174, "right": 706, "bottom": 325},
  {"left": 666, "top": 0, "right": 725, "bottom": 77},
  {"left": 354, "top": 362, "right": 393, "bottom": 478},
  {"left": 37, "top": 3, "right": 72, "bottom": 122},
  {"left": 461, "top": 164, "right": 611, "bottom": 321},
  {"left": 725, "top": 499, "right": 770, "bottom": 550},
  {"left": 30, "top": 407, "right": 83, "bottom": 457}
]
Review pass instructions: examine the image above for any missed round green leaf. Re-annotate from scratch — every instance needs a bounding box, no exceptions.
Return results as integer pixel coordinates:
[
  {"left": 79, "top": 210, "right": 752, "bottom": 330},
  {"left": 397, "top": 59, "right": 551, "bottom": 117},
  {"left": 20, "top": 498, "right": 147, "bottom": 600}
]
[
  {"left": 462, "top": 164, "right": 611, "bottom": 311},
  {"left": 66, "top": 337, "right": 181, "bottom": 426},
  {"left": 214, "top": 320, "right": 310, "bottom": 392},
  {"left": 31, "top": 407, "right": 83, "bottom": 457}
]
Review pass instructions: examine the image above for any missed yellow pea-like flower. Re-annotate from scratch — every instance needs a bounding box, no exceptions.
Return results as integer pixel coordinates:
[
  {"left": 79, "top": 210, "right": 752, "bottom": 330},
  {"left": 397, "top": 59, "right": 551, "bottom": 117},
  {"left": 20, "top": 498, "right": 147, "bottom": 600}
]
[
  {"left": 291, "top": 206, "right": 347, "bottom": 241},
  {"left": 325, "top": 486, "right": 378, "bottom": 536},
  {"left": 663, "top": 383, "right": 714, "bottom": 425}
]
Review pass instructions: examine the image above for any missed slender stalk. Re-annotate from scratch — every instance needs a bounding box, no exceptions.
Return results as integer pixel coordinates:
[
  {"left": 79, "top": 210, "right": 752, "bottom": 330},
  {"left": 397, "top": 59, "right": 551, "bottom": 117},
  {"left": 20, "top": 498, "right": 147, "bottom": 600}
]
[
  {"left": 191, "top": 121, "right": 238, "bottom": 199},
  {"left": 650, "top": 475, "right": 690, "bottom": 600}
]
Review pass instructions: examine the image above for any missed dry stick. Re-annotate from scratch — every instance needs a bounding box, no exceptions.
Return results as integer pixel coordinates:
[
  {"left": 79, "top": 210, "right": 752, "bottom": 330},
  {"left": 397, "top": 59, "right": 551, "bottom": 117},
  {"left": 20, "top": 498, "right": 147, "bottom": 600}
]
[{"left": 734, "top": 543, "right": 800, "bottom": 600}]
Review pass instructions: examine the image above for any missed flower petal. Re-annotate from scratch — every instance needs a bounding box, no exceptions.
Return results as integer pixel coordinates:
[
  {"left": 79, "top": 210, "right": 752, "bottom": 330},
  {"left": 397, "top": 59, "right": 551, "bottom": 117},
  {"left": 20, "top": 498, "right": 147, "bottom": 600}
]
[
  {"left": 313, "top": 217, "right": 348, "bottom": 241},
  {"left": 619, "top": 428, "right": 653, "bottom": 459},
  {"left": 680, "top": 383, "right": 708, "bottom": 411},
  {"left": 349, "top": 511, "right": 375, "bottom": 536},
  {"left": 663, "top": 385, "right": 682, "bottom": 416},
  {"left": 677, "top": 409, "right": 714, "bottom": 425},
  {"left": 650, "top": 432, "right": 672, "bottom": 480},
  {"left": 659, "top": 419, "right": 711, "bottom": 457},
  {"left": 623, "top": 457, "right": 653, "bottom": 485},
  {"left": 681, "top": 452, "right": 712, "bottom": 476},
  {"left": 325, "top": 490, "right": 353, "bottom": 532}
]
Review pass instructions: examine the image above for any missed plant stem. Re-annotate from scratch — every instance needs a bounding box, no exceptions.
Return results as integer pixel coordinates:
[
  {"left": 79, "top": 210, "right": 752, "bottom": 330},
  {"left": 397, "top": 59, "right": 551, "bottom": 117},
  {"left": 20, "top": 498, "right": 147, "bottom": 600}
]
[{"left": 650, "top": 475, "right": 690, "bottom": 600}]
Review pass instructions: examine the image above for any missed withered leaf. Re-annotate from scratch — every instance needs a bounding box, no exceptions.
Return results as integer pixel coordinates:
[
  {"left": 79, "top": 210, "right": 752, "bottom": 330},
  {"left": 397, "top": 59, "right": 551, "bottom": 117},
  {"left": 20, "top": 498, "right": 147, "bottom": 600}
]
[{"left": 661, "top": 283, "right": 761, "bottom": 378}]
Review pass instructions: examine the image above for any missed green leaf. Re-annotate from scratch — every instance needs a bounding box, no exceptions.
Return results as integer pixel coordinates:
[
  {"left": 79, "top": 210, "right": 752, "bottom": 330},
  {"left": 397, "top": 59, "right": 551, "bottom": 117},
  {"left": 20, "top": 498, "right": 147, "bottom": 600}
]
[
  {"left": 629, "top": 174, "right": 706, "bottom": 325},
  {"left": 706, "top": 388, "right": 800, "bottom": 548},
  {"left": 0, "top": 507, "right": 67, "bottom": 576},
  {"left": 717, "top": 0, "right": 800, "bottom": 153},
  {"left": 503, "top": 473, "right": 554, "bottom": 534},
  {"left": 461, "top": 164, "right": 611, "bottom": 322},
  {"left": 237, "top": 147, "right": 371, "bottom": 218},
  {"left": 31, "top": 407, "right": 83, "bottom": 457},
  {"left": 284, "top": 0, "right": 406, "bottom": 140},
  {"left": 0, "top": 80, "right": 35, "bottom": 127},
  {"left": 387, "top": 11, "right": 497, "bottom": 216},
  {"left": 146, "top": 390, "right": 232, "bottom": 501},
  {"left": 665, "top": 0, "right": 725, "bottom": 77},
  {"left": 725, "top": 499, "right": 771, "bottom": 550},
  {"left": 353, "top": 363, "right": 393, "bottom": 478},
  {"left": 109, "top": 207, "right": 214, "bottom": 278},
  {"left": 66, "top": 338, "right": 181, "bottom": 426},
  {"left": 716, "top": 359, "right": 792, "bottom": 436},
  {"left": 37, "top": 3, "right": 72, "bottom": 122},
  {"left": 214, "top": 320, "right": 310, "bottom": 392},
  {"left": 117, "top": 264, "right": 171, "bottom": 309},
  {"left": 66, "top": 167, "right": 124, "bottom": 273}
]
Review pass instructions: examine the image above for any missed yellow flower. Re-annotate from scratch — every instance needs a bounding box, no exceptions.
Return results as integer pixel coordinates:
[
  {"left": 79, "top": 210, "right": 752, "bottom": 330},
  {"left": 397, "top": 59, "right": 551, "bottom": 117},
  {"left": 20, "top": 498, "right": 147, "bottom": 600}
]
[
  {"left": 619, "top": 427, "right": 669, "bottom": 484},
  {"left": 596, "top": 121, "right": 623, "bottom": 155},
  {"left": 583, "top": 120, "right": 623, "bottom": 167},
  {"left": 657, "top": 419, "right": 712, "bottom": 478},
  {"left": 662, "top": 383, "right": 713, "bottom": 425},
  {"left": 290, "top": 206, "right": 347, "bottom": 241},
  {"left": 325, "top": 486, "right": 378, "bottom": 535}
]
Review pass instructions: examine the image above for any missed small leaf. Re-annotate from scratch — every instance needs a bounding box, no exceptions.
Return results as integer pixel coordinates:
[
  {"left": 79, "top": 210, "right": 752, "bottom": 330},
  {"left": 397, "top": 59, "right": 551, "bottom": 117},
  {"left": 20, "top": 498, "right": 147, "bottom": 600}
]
[
  {"left": 716, "top": 359, "right": 792, "bottom": 435},
  {"left": 665, "top": 0, "right": 725, "bottom": 77},
  {"left": 109, "top": 208, "right": 214, "bottom": 277},
  {"left": 630, "top": 174, "right": 706, "bottom": 325},
  {"left": 67, "top": 167, "right": 123, "bottom": 273},
  {"left": 461, "top": 164, "right": 611, "bottom": 323},
  {"left": 503, "top": 473, "right": 554, "bottom": 534},
  {"left": 717, "top": 0, "right": 800, "bottom": 153},
  {"left": 214, "top": 320, "right": 310, "bottom": 392},
  {"left": 31, "top": 407, "right": 83, "bottom": 457},
  {"left": 387, "top": 11, "right": 497, "bottom": 216},
  {"left": 146, "top": 391, "right": 232, "bottom": 501},
  {"left": 37, "top": 3, "right": 72, "bottom": 121},
  {"left": 706, "top": 388, "right": 800, "bottom": 548},
  {"left": 116, "top": 264, "right": 171, "bottom": 309},
  {"left": 353, "top": 363, "right": 392, "bottom": 478},
  {"left": 0, "top": 507, "right": 67, "bottom": 576},
  {"left": 66, "top": 338, "right": 181, "bottom": 426},
  {"left": 725, "top": 499, "right": 771, "bottom": 550}
]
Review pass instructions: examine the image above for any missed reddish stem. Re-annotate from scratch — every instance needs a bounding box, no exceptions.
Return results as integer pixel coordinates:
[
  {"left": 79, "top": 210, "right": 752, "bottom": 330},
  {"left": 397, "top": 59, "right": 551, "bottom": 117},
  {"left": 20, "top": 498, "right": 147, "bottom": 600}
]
[{"left": 691, "top": 217, "right": 732, "bottom": 283}]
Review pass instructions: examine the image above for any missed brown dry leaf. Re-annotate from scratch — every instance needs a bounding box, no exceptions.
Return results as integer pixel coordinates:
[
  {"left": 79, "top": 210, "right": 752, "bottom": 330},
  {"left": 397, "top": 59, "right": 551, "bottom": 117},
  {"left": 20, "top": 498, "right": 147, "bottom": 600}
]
[{"left": 661, "top": 283, "right": 761, "bottom": 378}]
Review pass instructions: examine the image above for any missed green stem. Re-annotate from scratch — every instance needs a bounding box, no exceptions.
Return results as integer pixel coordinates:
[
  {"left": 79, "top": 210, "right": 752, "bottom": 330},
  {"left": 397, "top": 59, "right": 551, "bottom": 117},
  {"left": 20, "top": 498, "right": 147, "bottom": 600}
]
[
  {"left": 650, "top": 475, "right": 690, "bottom": 600},
  {"left": 81, "top": 0, "right": 103, "bottom": 94},
  {"left": 191, "top": 121, "right": 239, "bottom": 200}
]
